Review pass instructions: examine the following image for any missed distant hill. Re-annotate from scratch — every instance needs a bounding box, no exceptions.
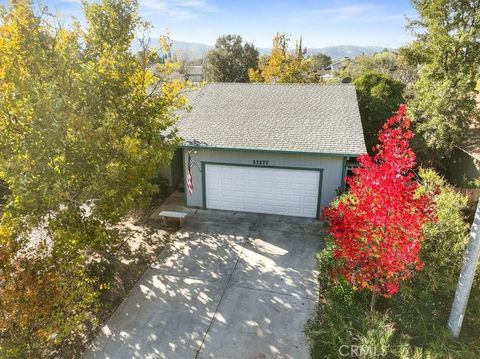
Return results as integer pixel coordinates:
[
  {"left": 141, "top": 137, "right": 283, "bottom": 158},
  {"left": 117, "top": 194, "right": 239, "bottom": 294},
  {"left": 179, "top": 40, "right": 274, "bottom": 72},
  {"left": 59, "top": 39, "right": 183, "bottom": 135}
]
[
  {"left": 307, "top": 45, "right": 388, "bottom": 59},
  {"left": 131, "top": 39, "right": 210, "bottom": 62},
  {"left": 134, "top": 39, "right": 391, "bottom": 61},
  {"left": 257, "top": 45, "right": 388, "bottom": 59},
  {"left": 170, "top": 41, "right": 211, "bottom": 61}
]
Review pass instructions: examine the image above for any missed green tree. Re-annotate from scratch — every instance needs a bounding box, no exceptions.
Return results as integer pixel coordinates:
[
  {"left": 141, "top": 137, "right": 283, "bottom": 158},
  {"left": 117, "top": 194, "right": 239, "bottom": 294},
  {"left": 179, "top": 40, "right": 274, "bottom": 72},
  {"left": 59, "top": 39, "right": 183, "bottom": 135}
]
[
  {"left": 407, "top": 0, "right": 480, "bottom": 163},
  {"left": 309, "top": 53, "right": 332, "bottom": 71},
  {"left": 354, "top": 73, "right": 406, "bottom": 152},
  {"left": 336, "top": 50, "right": 417, "bottom": 86},
  {"left": 0, "top": 0, "right": 186, "bottom": 356},
  {"left": 204, "top": 34, "right": 259, "bottom": 82},
  {"left": 336, "top": 51, "right": 397, "bottom": 79}
]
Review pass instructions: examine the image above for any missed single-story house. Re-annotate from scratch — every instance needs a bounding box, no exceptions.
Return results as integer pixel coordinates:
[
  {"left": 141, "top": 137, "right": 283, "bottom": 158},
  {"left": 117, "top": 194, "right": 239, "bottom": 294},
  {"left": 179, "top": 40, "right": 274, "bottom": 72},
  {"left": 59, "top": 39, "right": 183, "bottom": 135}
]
[
  {"left": 327, "top": 57, "right": 350, "bottom": 71},
  {"left": 163, "top": 83, "right": 366, "bottom": 219}
]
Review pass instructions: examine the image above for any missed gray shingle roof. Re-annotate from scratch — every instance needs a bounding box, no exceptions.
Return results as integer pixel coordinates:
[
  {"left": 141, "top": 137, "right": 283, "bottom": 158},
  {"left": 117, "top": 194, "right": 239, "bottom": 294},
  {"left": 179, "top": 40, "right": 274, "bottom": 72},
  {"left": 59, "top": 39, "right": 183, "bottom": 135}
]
[{"left": 177, "top": 83, "right": 366, "bottom": 155}]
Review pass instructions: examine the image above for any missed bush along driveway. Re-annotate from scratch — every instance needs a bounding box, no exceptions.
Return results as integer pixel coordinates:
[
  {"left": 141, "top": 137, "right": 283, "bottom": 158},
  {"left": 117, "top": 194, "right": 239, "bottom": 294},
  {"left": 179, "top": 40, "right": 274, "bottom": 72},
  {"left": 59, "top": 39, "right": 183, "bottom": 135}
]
[{"left": 82, "top": 209, "right": 323, "bottom": 359}]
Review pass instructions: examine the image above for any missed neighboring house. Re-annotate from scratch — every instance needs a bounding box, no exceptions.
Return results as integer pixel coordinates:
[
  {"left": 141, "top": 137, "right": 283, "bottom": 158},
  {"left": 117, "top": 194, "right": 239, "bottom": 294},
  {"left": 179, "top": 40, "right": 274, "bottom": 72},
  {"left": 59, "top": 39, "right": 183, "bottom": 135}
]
[
  {"left": 148, "top": 64, "right": 185, "bottom": 84},
  {"left": 318, "top": 57, "right": 350, "bottom": 80},
  {"left": 328, "top": 57, "right": 350, "bottom": 71},
  {"left": 317, "top": 69, "right": 333, "bottom": 80},
  {"left": 185, "top": 65, "right": 203, "bottom": 84},
  {"left": 164, "top": 83, "right": 366, "bottom": 219}
]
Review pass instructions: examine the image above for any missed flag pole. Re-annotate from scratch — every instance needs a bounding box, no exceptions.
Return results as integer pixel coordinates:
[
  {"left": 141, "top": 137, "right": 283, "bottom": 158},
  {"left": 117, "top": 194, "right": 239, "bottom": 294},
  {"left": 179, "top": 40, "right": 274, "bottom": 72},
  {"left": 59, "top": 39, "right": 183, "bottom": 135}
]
[{"left": 448, "top": 199, "right": 480, "bottom": 338}]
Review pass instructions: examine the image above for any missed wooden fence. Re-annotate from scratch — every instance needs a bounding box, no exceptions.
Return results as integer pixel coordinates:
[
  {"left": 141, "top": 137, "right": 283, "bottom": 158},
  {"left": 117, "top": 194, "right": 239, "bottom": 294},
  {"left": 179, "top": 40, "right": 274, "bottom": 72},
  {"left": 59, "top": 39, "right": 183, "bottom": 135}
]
[{"left": 454, "top": 187, "right": 480, "bottom": 205}]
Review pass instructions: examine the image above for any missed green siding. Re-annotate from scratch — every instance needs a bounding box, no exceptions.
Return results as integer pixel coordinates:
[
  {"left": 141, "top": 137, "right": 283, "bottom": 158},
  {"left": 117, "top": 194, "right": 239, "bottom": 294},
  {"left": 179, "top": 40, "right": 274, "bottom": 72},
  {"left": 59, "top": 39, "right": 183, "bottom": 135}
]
[{"left": 183, "top": 148, "right": 345, "bottom": 210}]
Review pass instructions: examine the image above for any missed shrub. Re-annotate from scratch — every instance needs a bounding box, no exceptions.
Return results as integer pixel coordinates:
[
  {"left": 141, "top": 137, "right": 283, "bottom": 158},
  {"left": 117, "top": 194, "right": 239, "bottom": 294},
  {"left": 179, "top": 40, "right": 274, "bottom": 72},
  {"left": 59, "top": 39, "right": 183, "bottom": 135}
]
[
  {"left": 392, "top": 169, "right": 480, "bottom": 347},
  {"left": 0, "top": 242, "right": 100, "bottom": 358},
  {"left": 307, "top": 168, "right": 480, "bottom": 358}
]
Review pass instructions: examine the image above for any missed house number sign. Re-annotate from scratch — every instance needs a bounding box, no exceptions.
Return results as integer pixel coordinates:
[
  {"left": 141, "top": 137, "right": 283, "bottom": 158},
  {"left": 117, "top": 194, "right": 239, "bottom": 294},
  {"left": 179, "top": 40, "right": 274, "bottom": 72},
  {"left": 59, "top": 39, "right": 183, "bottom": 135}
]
[{"left": 253, "top": 160, "right": 269, "bottom": 165}]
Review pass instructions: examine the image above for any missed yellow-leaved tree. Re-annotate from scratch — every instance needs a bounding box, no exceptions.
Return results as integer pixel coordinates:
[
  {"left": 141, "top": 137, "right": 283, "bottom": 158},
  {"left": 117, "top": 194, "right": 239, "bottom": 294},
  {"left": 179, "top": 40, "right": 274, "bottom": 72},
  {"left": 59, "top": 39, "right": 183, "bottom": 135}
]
[
  {"left": 0, "top": 0, "right": 186, "bottom": 357},
  {"left": 248, "top": 33, "right": 318, "bottom": 83}
]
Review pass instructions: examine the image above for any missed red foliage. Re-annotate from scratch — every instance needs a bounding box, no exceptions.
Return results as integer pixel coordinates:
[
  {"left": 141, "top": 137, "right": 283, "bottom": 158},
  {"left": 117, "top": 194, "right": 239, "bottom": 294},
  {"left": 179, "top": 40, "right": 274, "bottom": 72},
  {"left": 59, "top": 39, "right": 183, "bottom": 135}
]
[{"left": 323, "top": 105, "right": 435, "bottom": 297}]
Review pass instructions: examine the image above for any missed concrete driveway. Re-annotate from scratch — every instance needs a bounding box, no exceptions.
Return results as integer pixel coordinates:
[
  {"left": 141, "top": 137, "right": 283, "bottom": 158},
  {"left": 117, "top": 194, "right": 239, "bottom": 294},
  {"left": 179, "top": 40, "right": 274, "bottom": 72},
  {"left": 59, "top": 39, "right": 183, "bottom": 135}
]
[{"left": 83, "top": 210, "right": 323, "bottom": 359}]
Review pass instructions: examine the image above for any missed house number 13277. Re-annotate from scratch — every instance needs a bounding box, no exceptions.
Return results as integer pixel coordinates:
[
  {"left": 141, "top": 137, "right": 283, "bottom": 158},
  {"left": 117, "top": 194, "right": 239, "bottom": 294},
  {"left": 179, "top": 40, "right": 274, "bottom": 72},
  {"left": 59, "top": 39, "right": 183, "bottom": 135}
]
[{"left": 253, "top": 160, "right": 269, "bottom": 165}]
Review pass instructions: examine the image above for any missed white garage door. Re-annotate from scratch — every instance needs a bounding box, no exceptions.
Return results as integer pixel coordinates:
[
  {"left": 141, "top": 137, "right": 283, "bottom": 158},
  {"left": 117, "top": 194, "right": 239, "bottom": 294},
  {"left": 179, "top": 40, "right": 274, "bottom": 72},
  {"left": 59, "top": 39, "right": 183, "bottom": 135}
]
[{"left": 205, "top": 164, "right": 321, "bottom": 218}]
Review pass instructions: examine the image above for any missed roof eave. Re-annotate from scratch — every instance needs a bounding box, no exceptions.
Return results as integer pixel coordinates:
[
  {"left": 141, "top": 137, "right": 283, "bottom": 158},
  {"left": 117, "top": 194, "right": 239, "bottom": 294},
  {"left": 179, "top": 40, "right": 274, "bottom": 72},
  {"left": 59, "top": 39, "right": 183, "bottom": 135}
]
[{"left": 179, "top": 143, "right": 364, "bottom": 158}]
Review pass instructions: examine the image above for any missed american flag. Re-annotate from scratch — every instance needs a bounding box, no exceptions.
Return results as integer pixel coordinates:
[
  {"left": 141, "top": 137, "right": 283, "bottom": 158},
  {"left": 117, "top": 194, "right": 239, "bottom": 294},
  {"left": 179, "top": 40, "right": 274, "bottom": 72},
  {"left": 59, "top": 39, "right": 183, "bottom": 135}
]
[{"left": 187, "top": 153, "right": 195, "bottom": 195}]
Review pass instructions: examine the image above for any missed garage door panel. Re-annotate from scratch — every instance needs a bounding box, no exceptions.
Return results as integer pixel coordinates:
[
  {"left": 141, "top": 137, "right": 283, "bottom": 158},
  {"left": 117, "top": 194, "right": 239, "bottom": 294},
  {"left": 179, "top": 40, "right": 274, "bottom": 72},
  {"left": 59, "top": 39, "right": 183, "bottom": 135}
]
[
  {"left": 287, "top": 195, "right": 302, "bottom": 204},
  {"left": 205, "top": 164, "right": 320, "bottom": 219},
  {"left": 276, "top": 181, "right": 291, "bottom": 189},
  {"left": 261, "top": 193, "right": 275, "bottom": 201},
  {"left": 303, "top": 209, "right": 317, "bottom": 217},
  {"left": 288, "top": 207, "right": 303, "bottom": 216},
  {"left": 303, "top": 196, "right": 317, "bottom": 205},
  {"left": 304, "top": 183, "right": 318, "bottom": 191}
]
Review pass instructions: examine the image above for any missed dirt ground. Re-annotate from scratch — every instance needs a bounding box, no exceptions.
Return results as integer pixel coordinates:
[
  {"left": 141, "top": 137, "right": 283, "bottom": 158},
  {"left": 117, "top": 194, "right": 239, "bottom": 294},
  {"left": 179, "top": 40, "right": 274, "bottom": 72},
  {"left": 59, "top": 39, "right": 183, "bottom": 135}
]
[{"left": 65, "top": 207, "right": 177, "bottom": 358}]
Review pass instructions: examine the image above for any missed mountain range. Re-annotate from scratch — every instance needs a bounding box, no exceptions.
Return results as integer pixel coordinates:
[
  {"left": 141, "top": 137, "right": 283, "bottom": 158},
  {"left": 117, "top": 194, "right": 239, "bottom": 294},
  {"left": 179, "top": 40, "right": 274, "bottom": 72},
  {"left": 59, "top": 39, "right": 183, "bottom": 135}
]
[{"left": 169, "top": 40, "right": 389, "bottom": 61}]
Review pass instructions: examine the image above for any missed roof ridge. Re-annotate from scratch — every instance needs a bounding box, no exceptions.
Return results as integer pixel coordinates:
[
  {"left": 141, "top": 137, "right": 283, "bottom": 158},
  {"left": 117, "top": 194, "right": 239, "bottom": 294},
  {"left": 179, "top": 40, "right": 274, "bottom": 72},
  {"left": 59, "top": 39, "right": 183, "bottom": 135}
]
[{"left": 177, "top": 81, "right": 366, "bottom": 155}]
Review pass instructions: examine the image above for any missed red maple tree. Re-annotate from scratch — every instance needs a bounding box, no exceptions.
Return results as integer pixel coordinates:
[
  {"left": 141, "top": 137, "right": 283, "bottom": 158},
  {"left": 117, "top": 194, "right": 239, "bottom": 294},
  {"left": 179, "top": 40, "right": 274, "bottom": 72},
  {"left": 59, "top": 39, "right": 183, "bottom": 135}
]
[{"left": 323, "top": 105, "right": 434, "bottom": 308}]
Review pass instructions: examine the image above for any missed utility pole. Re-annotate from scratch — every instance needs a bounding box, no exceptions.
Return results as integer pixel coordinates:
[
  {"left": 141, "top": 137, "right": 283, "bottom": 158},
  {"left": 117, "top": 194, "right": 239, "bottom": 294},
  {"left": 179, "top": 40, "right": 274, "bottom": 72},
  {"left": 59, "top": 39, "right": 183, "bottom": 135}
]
[{"left": 448, "top": 199, "right": 480, "bottom": 338}]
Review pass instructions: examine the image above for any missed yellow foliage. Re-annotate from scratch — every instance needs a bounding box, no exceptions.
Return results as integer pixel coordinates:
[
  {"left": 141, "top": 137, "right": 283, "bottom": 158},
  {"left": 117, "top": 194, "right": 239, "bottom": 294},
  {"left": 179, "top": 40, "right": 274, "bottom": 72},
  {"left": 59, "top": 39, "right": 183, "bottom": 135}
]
[
  {"left": 248, "top": 32, "right": 318, "bottom": 83},
  {"left": 0, "top": 0, "right": 188, "bottom": 356}
]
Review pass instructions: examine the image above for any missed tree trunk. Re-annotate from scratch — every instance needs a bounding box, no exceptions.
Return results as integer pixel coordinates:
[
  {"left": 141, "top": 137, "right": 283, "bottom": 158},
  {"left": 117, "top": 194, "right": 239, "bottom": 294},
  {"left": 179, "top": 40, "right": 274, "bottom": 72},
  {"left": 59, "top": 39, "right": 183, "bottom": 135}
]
[{"left": 370, "top": 292, "right": 377, "bottom": 312}]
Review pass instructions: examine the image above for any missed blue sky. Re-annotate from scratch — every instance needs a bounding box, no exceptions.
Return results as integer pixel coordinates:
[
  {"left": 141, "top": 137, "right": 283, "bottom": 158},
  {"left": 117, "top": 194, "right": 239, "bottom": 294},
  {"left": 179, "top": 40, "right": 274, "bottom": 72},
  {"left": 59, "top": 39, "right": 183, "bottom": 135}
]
[{"left": 1, "top": 1, "right": 417, "bottom": 48}]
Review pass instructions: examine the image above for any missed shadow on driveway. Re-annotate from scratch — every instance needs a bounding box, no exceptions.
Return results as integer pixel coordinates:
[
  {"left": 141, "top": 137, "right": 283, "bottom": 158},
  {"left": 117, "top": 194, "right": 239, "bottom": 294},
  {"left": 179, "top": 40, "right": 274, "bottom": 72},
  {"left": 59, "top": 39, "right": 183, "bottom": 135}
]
[{"left": 82, "top": 210, "right": 324, "bottom": 359}]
